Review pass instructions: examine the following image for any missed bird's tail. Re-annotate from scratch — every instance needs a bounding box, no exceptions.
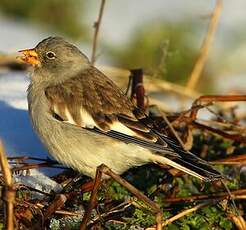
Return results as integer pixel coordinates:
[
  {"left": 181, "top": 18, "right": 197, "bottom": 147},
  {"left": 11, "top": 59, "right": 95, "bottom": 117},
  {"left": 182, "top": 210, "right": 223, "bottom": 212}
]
[{"left": 151, "top": 150, "right": 223, "bottom": 181}]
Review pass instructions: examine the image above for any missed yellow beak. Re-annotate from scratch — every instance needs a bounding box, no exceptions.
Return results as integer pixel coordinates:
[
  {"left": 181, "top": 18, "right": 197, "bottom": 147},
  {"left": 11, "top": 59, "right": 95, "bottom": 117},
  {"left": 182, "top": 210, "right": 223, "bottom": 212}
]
[{"left": 18, "top": 49, "right": 40, "bottom": 66}]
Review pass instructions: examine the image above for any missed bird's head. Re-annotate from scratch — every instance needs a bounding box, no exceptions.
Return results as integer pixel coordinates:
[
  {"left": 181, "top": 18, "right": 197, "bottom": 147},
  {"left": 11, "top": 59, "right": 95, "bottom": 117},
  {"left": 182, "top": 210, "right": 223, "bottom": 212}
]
[{"left": 19, "top": 37, "right": 90, "bottom": 81}]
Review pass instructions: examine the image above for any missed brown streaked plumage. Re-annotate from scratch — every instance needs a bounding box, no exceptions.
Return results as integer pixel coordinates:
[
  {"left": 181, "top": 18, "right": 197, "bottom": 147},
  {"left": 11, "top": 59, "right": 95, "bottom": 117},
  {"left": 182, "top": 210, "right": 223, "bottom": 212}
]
[{"left": 45, "top": 67, "right": 159, "bottom": 142}]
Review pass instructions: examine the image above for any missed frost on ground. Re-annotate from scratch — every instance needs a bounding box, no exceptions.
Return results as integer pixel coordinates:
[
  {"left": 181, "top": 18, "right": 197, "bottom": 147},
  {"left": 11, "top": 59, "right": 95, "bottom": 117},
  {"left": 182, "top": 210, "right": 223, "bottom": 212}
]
[
  {"left": 0, "top": 71, "right": 61, "bottom": 192},
  {"left": 14, "top": 169, "right": 62, "bottom": 195}
]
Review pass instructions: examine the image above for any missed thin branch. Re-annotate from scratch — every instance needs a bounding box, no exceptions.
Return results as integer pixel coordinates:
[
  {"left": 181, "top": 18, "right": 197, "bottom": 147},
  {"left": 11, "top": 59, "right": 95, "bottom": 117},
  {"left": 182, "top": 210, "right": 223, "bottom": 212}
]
[
  {"left": 91, "top": 0, "right": 106, "bottom": 65},
  {"left": 0, "top": 54, "right": 27, "bottom": 71},
  {"left": 161, "top": 112, "right": 186, "bottom": 150},
  {"left": 162, "top": 203, "right": 208, "bottom": 227},
  {"left": 11, "top": 162, "right": 68, "bottom": 172},
  {"left": 52, "top": 210, "right": 81, "bottom": 216},
  {"left": 192, "top": 120, "right": 246, "bottom": 142},
  {"left": 147, "top": 203, "right": 208, "bottom": 230},
  {"left": 229, "top": 215, "right": 246, "bottom": 230},
  {"left": 8, "top": 156, "right": 58, "bottom": 163},
  {"left": 163, "top": 189, "right": 246, "bottom": 203},
  {"left": 130, "top": 69, "right": 146, "bottom": 110},
  {"left": 190, "top": 95, "right": 246, "bottom": 120},
  {"left": 88, "top": 201, "right": 132, "bottom": 228},
  {"left": 212, "top": 155, "right": 246, "bottom": 165},
  {"left": 186, "top": 0, "right": 223, "bottom": 90},
  {"left": 43, "top": 194, "right": 67, "bottom": 220},
  {"left": 0, "top": 140, "right": 15, "bottom": 230},
  {"left": 17, "top": 184, "right": 52, "bottom": 197}
]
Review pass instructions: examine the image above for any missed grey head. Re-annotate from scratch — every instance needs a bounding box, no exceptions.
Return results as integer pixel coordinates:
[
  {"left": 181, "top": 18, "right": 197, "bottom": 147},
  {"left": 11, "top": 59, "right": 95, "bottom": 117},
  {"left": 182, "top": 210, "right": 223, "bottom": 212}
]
[{"left": 21, "top": 36, "right": 90, "bottom": 83}]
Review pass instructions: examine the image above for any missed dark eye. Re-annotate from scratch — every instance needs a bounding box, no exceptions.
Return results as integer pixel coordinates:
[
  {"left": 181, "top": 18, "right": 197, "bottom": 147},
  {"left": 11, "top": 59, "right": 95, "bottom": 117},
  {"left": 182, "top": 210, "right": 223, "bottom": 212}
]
[{"left": 46, "top": 51, "right": 56, "bottom": 59}]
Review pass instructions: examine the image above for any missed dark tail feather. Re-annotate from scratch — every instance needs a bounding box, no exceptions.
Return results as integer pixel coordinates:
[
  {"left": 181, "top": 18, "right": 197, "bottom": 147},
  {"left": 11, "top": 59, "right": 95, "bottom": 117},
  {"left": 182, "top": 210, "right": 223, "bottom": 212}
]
[
  {"left": 154, "top": 135, "right": 223, "bottom": 181},
  {"left": 170, "top": 151, "right": 223, "bottom": 181},
  {"left": 153, "top": 151, "right": 223, "bottom": 181}
]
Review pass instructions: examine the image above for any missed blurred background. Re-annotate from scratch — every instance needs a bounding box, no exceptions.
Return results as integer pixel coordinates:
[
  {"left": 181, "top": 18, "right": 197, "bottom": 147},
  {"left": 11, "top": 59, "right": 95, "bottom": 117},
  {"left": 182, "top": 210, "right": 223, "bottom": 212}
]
[
  {"left": 0, "top": 0, "right": 245, "bottom": 157},
  {"left": 0, "top": 0, "right": 246, "bottom": 89}
]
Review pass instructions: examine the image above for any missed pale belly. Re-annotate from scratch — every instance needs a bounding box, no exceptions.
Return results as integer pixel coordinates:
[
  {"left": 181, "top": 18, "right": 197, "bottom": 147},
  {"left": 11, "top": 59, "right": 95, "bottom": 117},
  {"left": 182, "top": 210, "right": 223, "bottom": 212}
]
[{"left": 35, "top": 115, "right": 152, "bottom": 178}]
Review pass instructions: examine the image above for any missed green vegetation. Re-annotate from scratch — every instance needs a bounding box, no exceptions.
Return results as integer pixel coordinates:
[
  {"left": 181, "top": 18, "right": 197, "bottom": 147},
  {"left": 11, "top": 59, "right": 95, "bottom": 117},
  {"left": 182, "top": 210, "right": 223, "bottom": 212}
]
[
  {"left": 0, "top": 0, "right": 87, "bottom": 38},
  {"left": 106, "top": 21, "right": 212, "bottom": 85}
]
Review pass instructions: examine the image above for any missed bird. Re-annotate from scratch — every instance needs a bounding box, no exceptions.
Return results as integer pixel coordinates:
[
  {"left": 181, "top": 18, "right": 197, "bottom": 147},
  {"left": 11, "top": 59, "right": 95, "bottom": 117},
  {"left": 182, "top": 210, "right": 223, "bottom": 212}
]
[{"left": 19, "top": 36, "right": 222, "bottom": 182}]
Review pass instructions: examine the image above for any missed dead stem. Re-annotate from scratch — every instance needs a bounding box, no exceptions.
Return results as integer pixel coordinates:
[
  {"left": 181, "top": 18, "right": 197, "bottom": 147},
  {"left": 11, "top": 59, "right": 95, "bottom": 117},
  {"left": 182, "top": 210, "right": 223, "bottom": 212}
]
[
  {"left": 130, "top": 69, "right": 146, "bottom": 110},
  {"left": 43, "top": 194, "right": 67, "bottom": 220},
  {"left": 212, "top": 155, "right": 246, "bottom": 165},
  {"left": 190, "top": 95, "right": 246, "bottom": 120},
  {"left": 161, "top": 112, "right": 187, "bottom": 150},
  {"left": 11, "top": 162, "right": 67, "bottom": 172},
  {"left": 192, "top": 120, "right": 246, "bottom": 142},
  {"left": 229, "top": 215, "right": 246, "bottom": 230},
  {"left": 147, "top": 203, "right": 208, "bottom": 230},
  {"left": 0, "top": 140, "right": 15, "bottom": 230},
  {"left": 163, "top": 189, "right": 246, "bottom": 203},
  {"left": 162, "top": 203, "right": 208, "bottom": 227},
  {"left": 186, "top": 0, "right": 223, "bottom": 90},
  {"left": 88, "top": 201, "right": 132, "bottom": 228},
  {"left": 91, "top": 0, "right": 106, "bottom": 65}
]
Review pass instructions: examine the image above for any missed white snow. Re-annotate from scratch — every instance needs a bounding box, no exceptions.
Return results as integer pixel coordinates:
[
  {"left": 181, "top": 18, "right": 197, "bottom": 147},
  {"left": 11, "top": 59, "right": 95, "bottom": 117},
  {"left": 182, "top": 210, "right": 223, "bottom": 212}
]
[
  {"left": 14, "top": 170, "right": 63, "bottom": 194},
  {"left": 0, "top": 71, "right": 48, "bottom": 156},
  {"left": 0, "top": 71, "right": 62, "bottom": 191}
]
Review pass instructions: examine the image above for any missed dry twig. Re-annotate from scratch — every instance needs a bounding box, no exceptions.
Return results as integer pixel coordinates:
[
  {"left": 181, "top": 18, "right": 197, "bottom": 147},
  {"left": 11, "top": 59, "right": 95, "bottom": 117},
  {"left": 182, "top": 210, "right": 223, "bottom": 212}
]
[
  {"left": 91, "top": 0, "right": 106, "bottom": 65},
  {"left": 212, "top": 155, "right": 246, "bottom": 165},
  {"left": 130, "top": 69, "right": 146, "bottom": 110},
  {"left": 162, "top": 203, "right": 208, "bottom": 227},
  {"left": 11, "top": 162, "right": 67, "bottom": 172},
  {"left": 163, "top": 189, "right": 246, "bottom": 203},
  {"left": 0, "top": 140, "right": 15, "bottom": 230},
  {"left": 147, "top": 203, "right": 208, "bottom": 230},
  {"left": 186, "top": 0, "right": 223, "bottom": 90},
  {"left": 190, "top": 95, "right": 246, "bottom": 120},
  {"left": 192, "top": 120, "right": 246, "bottom": 142},
  {"left": 161, "top": 112, "right": 187, "bottom": 150},
  {"left": 229, "top": 215, "right": 246, "bottom": 230},
  {"left": 43, "top": 194, "right": 67, "bottom": 220}
]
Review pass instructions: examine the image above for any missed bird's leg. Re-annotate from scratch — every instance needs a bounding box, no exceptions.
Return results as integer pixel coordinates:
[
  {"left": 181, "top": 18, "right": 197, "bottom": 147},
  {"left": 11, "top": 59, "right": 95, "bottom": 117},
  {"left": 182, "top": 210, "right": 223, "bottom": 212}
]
[{"left": 80, "top": 164, "right": 162, "bottom": 230}]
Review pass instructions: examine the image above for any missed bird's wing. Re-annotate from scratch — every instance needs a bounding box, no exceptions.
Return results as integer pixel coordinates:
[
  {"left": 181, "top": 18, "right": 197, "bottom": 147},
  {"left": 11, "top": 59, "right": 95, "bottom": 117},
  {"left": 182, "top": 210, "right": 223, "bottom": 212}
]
[
  {"left": 45, "top": 67, "right": 222, "bottom": 181},
  {"left": 45, "top": 67, "right": 170, "bottom": 151}
]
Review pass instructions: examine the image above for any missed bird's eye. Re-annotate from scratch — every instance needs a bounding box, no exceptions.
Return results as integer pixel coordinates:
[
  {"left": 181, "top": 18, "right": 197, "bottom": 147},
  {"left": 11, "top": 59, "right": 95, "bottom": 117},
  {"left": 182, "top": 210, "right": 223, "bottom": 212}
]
[{"left": 46, "top": 51, "right": 56, "bottom": 59}]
